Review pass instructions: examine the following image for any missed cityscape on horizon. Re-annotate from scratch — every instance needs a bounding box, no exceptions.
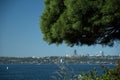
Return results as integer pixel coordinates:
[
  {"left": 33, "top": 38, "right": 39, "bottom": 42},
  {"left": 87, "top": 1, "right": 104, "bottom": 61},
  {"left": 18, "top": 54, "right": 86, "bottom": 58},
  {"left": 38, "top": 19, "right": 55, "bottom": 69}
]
[{"left": 1, "top": 50, "right": 120, "bottom": 58}]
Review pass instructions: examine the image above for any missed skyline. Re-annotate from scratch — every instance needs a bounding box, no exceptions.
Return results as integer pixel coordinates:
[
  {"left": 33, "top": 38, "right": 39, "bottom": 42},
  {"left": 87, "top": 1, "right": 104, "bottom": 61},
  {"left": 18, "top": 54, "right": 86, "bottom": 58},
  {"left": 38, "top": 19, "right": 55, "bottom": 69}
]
[{"left": 0, "top": 0, "right": 120, "bottom": 57}]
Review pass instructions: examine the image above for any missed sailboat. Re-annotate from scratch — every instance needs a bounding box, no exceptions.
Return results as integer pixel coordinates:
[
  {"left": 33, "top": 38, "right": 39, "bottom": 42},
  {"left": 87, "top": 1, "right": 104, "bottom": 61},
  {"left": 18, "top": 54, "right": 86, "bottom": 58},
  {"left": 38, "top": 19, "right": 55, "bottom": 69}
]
[
  {"left": 60, "top": 59, "right": 63, "bottom": 63},
  {"left": 6, "top": 66, "right": 8, "bottom": 70}
]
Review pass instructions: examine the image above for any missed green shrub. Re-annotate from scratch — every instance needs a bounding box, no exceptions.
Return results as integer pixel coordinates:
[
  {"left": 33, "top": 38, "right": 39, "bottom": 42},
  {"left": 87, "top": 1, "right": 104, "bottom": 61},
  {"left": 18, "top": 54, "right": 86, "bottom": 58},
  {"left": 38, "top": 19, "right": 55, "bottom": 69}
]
[
  {"left": 78, "top": 63, "right": 120, "bottom": 80},
  {"left": 100, "top": 64, "right": 120, "bottom": 80}
]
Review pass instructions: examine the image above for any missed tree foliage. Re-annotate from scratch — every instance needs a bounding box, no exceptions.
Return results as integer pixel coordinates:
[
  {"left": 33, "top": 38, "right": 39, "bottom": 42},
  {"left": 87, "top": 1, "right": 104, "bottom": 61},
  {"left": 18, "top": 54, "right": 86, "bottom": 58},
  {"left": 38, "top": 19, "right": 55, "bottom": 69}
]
[
  {"left": 78, "top": 62, "right": 120, "bottom": 80},
  {"left": 40, "top": 0, "right": 120, "bottom": 46}
]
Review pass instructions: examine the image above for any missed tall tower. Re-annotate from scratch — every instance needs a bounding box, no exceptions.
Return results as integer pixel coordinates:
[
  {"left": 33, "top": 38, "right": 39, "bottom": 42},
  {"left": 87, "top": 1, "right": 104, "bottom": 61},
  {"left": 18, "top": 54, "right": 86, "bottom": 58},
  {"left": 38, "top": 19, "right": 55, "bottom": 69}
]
[
  {"left": 73, "top": 49, "right": 78, "bottom": 57},
  {"left": 74, "top": 49, "right": 77, "bottom": 55}
]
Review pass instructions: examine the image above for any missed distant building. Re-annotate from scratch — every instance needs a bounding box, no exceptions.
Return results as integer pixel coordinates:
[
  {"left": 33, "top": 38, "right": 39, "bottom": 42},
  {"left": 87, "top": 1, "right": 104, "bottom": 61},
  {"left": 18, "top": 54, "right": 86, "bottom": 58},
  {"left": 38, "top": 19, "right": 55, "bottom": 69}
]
[
  {"left": 100, "top": 51, "right": 104, "bottom": 57},
  {"left": 73, "top": 49, "right": 78, "bottom": 57},
  {"left": 96, "top": 51, "right": 104, "bottom": 57},
  {"left": 65, "top": 54, "right": 71, "bottom": 57},
  {"left": 32, "top": 56, "right": 35, "bottom": 58},
  {"left": 74, "top": 50, "right": 77, "bottom": 55}
]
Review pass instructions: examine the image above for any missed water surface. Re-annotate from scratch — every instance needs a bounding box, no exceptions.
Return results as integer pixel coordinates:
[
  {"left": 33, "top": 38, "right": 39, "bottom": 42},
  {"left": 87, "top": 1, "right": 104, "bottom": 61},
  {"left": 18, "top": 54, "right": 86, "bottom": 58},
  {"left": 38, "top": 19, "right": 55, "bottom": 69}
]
[{"left": 0, "top": 64, "right": 115, "bottom": 80}]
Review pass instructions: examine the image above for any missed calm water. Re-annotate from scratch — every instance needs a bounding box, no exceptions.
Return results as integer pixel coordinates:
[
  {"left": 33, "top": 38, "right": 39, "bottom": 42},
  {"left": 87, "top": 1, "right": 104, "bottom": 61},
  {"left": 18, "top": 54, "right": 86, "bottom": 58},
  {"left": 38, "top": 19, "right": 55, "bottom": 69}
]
[{"left": 0, "top": 64, "right": 115, "bottom": 80}]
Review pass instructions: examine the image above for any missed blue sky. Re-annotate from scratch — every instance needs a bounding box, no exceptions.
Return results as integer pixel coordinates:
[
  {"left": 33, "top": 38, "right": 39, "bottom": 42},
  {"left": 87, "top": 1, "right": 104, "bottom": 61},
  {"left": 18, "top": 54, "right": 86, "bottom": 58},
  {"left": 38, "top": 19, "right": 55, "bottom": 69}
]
[{"left": 0, "top": 0, "right": 120, "bottom": 57}]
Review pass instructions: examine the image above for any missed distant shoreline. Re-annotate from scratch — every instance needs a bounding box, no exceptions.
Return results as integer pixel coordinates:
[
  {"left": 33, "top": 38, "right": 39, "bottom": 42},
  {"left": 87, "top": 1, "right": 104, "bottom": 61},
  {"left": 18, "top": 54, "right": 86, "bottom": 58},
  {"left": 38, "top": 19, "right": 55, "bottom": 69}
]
[{"left": 0, "top": 56, "right": 119, "bottom": 64}]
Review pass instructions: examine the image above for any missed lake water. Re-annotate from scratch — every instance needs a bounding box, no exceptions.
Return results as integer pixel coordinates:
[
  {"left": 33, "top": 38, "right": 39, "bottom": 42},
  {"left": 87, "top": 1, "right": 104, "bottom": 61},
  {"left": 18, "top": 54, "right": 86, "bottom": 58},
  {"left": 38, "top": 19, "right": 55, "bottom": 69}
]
[{"left": 0, "top": 64, "right": 115, "bottom": 80}]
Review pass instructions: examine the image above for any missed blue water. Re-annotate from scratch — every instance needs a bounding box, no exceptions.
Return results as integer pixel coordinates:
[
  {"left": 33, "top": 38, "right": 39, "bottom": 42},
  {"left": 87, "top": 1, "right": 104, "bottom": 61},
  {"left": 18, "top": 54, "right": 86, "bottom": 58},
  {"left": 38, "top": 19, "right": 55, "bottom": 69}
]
[{"left": 0, "top": 64, "right": 115, "bottom": 80}]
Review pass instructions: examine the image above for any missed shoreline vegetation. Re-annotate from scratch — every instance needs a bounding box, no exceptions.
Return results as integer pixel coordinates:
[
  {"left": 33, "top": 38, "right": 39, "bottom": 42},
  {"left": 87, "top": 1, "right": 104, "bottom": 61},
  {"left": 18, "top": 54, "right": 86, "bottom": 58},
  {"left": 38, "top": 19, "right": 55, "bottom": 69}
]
[
  {"left": 0, "top": 55, "right": 119, "bottom": 64},
  {"left": 51, "top": 60, "right": 120, "bottom": 80},
  {"left": 52, "top": 61, "right": 120, "bottom": 80}
]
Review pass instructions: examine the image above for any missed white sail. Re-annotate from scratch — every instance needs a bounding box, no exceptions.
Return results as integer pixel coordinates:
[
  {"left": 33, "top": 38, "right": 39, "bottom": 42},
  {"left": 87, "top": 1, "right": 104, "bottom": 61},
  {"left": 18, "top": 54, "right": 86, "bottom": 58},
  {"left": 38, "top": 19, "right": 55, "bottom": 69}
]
[
  {"left": 6, "top": 66, "right": 8, "bottom": 70},
  {"left": 60, "top": 59, "right": 63, "bottom": 63}
]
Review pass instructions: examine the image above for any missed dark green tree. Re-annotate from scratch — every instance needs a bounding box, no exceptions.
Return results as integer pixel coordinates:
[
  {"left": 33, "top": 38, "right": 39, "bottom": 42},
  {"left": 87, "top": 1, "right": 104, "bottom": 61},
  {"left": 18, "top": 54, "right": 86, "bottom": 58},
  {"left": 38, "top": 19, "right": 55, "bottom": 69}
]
[{"left": 40, "top": 0, "right": 120, "bottom": 46}]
